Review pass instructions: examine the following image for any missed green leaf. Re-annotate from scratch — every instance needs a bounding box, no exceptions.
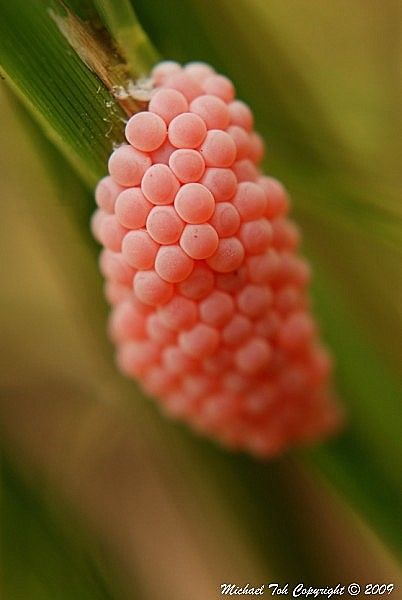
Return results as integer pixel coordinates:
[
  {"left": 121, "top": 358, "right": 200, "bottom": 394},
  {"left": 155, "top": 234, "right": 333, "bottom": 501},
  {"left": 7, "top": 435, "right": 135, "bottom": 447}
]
[
  {"left": 93, "top": 0, "right": 159, "bottom": 73},
  {"left": 304, "top": 262, "right": 402, "bottom": 558},
  {"left": 1, "top": 458, "right": 119, "bottom": 600},
  {"left": 0, "top": 0, "right": 157, "bottom": 186}
]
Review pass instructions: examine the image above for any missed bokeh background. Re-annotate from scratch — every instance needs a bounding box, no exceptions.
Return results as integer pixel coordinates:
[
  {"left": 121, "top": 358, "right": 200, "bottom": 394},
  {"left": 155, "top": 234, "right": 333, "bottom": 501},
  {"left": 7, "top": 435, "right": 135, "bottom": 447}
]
[{"left": 1, "top": 1, "right": 401, "bottom": 598}]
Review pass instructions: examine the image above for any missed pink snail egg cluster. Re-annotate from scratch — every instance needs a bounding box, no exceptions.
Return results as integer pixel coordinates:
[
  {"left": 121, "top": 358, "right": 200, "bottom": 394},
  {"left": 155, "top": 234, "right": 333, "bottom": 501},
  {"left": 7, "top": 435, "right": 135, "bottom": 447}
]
[{"left": 92, "top": 60, "right": 341, "bottom": 457}]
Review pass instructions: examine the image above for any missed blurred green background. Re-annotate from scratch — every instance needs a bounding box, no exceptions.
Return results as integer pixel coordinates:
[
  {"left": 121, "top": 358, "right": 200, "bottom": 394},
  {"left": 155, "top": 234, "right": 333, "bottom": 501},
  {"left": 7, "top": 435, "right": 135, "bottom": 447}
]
[{"left": 0, "top": 1, "right": 401, "bottom": 598}]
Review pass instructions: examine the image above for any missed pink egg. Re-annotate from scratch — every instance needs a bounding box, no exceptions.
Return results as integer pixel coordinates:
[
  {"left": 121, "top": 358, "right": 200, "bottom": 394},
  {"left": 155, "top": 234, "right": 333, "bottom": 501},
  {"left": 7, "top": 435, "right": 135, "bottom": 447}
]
[
  {"left": 198, "top": 130, "right": 236, "bottom": 167},
  {"left": 155, "top": 245, "right": 194, "bottom": 283},
  {"left": 249, "top": 132, "right": 265, "bottom": 164},
  {"left": 232, "top": 159, "right": 259, "bottom": 182},
  {"left": 209, "top": 202, "right": 240, "bottom": 237},
  {"left": 147, "top": 313, "right": 177, "bottom": 345},
  {"left": 235, "top": 338, "right": 272, "bottom": 375},
  {"left": 104, "top": 280, "right": 132, "bottom": 305},
  {"left": 149, "top": 88, "right": 189, "bottom": 124},
  {"left": 278, "top": 312, "right": 315, "bottom": 352},
  {"left": 273, "top": 285, "right": 305, "bottom": 314},
  {"left": 279, "top": 254, "right": 311, "bottom": 288},
  {"left": 163, "top": 71, "right": 204, "bottom": 102},
  {"left": 168, "top": 112, "right": 207, "bottom": 149},
  {"left": 134, "top": 270, "right": 174, "bottom": 306},
  {"left": 108, "top": 145, "right": 151, "bottom": 186},
  {"left": 254, "top": 312, "right": 281, "bottom": 340},
  {"left": 143, "top": 366, "right": 178, "bottom": 396},
  {"left": 182, "top": 373, "right": 217, "bottom": 399},
  {"left": 151, "top": 60, "right": 181, "bottom": 85},
  {"left": 237, "top": 284, "right": 272, "bottom": 318},
  {"left": 239, "top": 219, "right": 272, "bottom": 254},
  {"left": 117, "top": 340, "right": 160, "bottom": 377},
  {"left": 158, "top": 296, "right": 198, "bottom": 331},
  {"left": 246, "top": 249, "right": 281, "bottom": 284},
  {"left": 169, "top": 149, "right": 205, "bottom": 183},
  {"left": 108, "top": 300, "right": 147, "bottom": 343},
  {"left": 258, "top": 176, "right": 290, "bottom": 219},
  {"left": 174, "top": 183, "right": 215, "bottom": 224},
  {"left": 215, "top": 267, "right": 247, "bottom": 293},
  {"left": 130, "top": 294, "right": 155, "bottom": 316},
  {"left": 272, "top": 218, "right": 300, "bottom": 251},
  {"left": 115, "top": 187, "right": 153, "bottom": 229},
  {"left": 222, "top": 314, "right": 253, "bottom": 347},
  {"left": 125, "top": 111, "right": 167, "bottom": 152},
  {"left": 150, "top": 139, "right": 176, "bottom": 165},
  {"left": 190, "top": 95, "right": 230, "bottom": 129},
  {"left": 200, "top": 167, "right": 237, "bottom": 201},
  {"left": 99, "top": 215, "right": 127, "bottom": 252},
  {"left": 146, "top": 205, "right": 184, "bottom": 244},
  {"left": 162, "top": 346, "right": 198, "bottom": 375},
  {"left": 141, "top": 163, "right": 180, "bottom": 205},
  {"left": 180, "top": 223, "right": 219, "bottom": 259},
  {"left": 178, "top": 262, "right": 215, "bottom": 299},
  {"left": 99, "top": 250, "right": 135, "bottom": 285},
  {"left": 228, "top": 100, "right": 254, "bottom": 131},
  {"left": 184, "top": 62, "right": 215, "bottom": 82},
  {"left": 199, "top": 290, "right": 235, "bottom": 327},
  {"left": 179, "top": 323, "right": 220, "bottom": 359},
  {"left": 91, "top": 209, "right": 105, "bottom": 243},
  {"left": 226, "top": 125, "right": 251, "bottom": 160},
  {"left": 202, "top": 74, "right": 235, "bottom": 102},
  {"left": 122, "top": 229, "right": 159, "bottom": 270},
  {"left": 162, "top": 391, "right": 197, "bottom": 418},
  {"left": 206, "top": 237, "right": 245, "bottom": 272},
  {"left": 95, "top": 176, "right": 124, "bottom": 213},
  {"left": 222, "top": 372, "right": 250, "bottom": 394},
  {"left": 307, "top": 346, "right": 333, "bottom": 385},
  {"left": 232, "top": 182, "right": 267, "bottom": 221}
]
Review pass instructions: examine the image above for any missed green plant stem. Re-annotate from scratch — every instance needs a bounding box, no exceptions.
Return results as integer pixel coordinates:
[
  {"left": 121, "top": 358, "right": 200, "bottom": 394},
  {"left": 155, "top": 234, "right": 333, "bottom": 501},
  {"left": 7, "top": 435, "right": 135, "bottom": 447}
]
[
  {"left": 93, "top": 0, "right": 160, "bottom": 75},
  {"left": 0, "top": 0, "right": 158, "bottom": 186}
]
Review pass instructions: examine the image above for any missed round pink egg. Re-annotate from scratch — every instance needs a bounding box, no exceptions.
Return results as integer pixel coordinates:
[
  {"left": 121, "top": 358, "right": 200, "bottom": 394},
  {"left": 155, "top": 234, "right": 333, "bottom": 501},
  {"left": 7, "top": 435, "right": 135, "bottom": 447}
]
[
  {"left": 122, "top": 229, "right": 159, "bottom": 270},
  {"left": 155, "top": 245, "right": 194, "bottom": 283},
  {"left": 146, "top": 205, "right": 184, "bottom": 245},
  {"left": 174, "top": 183, "right": 215, "bottom": 224},
  {"left": 190, "top": 94, "right": 230, "bottom": 129},
  {"left": 178, "top": 262, "right": 215, "bottom": 300},
  {"left": 168, "top": 112, "right": 207, "bottom": 149},
  {"left": 149, "top": 88, "right": 189, "bottom": 124},
  {"left": 108, "top": 145, "right": 151, "bottom": 186},
  {"left": 134, "top": 270, "right": 174, "bottom": 306},
  {"left": 169, "top": 149, "right": 205, "bottom": 183},
  {"left": 125, "top": 111, "right": 167, "bottom": 152},
  {"left": 95, "top": 176, "right": 124, "bottom": 213},
  {"left": 180, "top": 223, "right": 219, "bottom": 259},
  {"left": 239, "top": 219, "right": 272, "bottom": 254},
  {"left": 115, "top": 187, "right": 153, "bottom": 229},
  {"left": 202, "top": 74, "right": 235, "bottom": 102},
  {"left": 141, "top": 163, "right": 180, "bottom": 205},
  {"left": 206, "top": 237, "right": 245, "bottom": 272},
  {"left": 209, "top": 202, "right": 240, "bottom": 237},
  {"left": 179, "top": 323, "right": 220, "bottom": 359},
  {"left": 200, "top": 167, "right": 237, "bottom": 201},
  {"left": 163, "top": 71, "right": 204, "bottom": 102},
  {"left": 158, "top": 296, "right": 198, "bottom": 331},
  {"left": 232, "top": 182, "right": 267, "bottom": 221},
  {"left": 228, "top": 100, "right": 254, "bottom": 131},
  {"left": 198, "top": 130, "right": 236, "bottom": 167}
]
